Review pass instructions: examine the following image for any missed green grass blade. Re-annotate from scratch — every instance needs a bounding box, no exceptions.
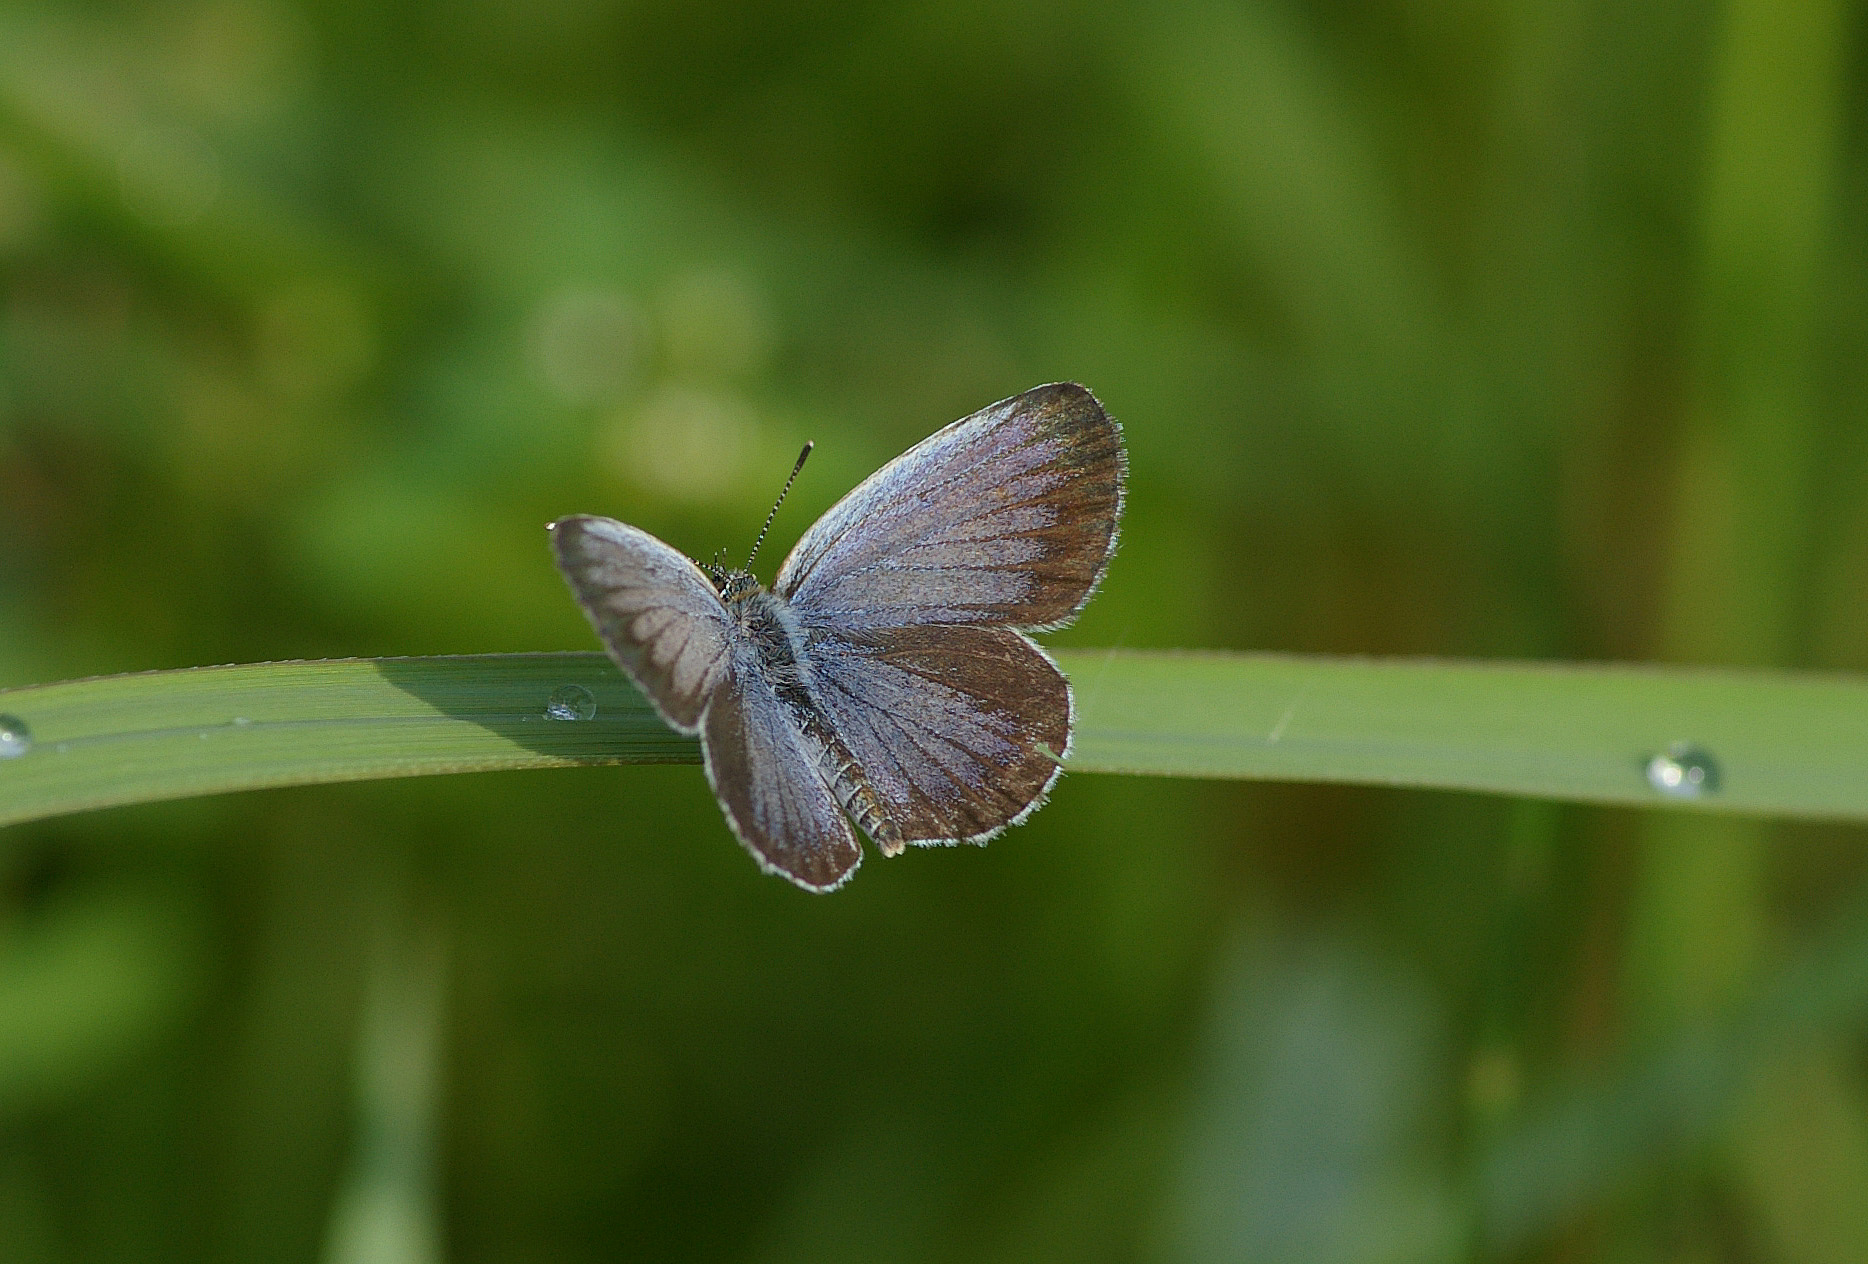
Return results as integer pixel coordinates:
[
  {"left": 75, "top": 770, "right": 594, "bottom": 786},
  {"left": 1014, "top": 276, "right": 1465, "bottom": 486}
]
[
  {"left": 3, "top": 649, "right": 1867, "bottom": 828},
  {"left": 0, "top": 655, "right": 694, "bottom": 828},
  {"left": 1062, "top": 650, "right": 1868, "bottom": 818}
]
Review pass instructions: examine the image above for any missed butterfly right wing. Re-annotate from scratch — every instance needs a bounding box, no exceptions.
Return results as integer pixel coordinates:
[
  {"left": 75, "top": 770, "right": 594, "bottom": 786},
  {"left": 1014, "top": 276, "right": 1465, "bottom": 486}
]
[
  {"left": 550, "top": 516, "right": 733, "bottom": 733},
  {"left": 769, "top": 384, "right": 1121, "bottom": 856}
]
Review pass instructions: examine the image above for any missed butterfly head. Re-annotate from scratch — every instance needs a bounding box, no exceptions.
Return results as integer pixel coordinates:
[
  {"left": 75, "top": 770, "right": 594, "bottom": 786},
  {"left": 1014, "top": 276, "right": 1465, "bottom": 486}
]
[
  {"left": 707, "top": 563, "right": 764, "bottom": 604},
  {"left": 702, "top": 441, "right": 813, "bottom": 606}
]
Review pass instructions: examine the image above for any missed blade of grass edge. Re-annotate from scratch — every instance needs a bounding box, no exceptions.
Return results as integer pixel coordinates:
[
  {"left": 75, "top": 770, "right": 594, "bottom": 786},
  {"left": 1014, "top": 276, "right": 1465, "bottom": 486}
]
[{"left": 1, "top": 649, "right": 1866, "bottom": 828}]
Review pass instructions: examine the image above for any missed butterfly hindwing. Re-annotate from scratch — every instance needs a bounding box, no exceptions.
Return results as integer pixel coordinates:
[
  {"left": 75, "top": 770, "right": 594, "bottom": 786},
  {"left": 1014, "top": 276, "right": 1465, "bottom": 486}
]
[
  {"left": 808, "top": 623, "right": 1071, "bottom": 847},
  {"left": 550, "top": 516, "right": 733, "bottom": 733},
  {"left": 703, "top": 651, "right": 864, "bottom": 891},
  {"left": 775, "top": 383, "right": 1124, "bottom": 632}
]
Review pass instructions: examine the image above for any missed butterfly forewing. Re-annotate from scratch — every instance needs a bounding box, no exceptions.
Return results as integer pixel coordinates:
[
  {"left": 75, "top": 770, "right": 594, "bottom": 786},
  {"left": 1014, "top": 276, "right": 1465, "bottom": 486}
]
[
  {"left": 775, "top": 383, "right": 1124, "bottom": 631},
  {"left": 809, "top": 624, "right": 1070, "bottom": 846},
  {"left": 550, "top": 516, "right": 732, "bottom": 732},
  {"left": 703, "top": 655, "right": 864, "bottom": 891}
]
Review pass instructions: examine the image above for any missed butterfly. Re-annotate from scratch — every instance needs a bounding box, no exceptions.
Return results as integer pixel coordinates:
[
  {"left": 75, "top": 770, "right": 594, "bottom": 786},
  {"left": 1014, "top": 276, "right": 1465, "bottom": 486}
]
[{"left": 550, "top": 382, "right": 1125, "bottom": 892}]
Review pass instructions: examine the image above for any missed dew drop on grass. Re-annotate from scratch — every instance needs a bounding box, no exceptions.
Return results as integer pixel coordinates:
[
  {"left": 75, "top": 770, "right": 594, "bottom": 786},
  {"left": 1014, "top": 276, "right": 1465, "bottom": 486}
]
[
  {"left": 545, "top": 685, "right": 598, "bottom": 722},
  {"left": 1645, "top": 743, "right": 1720, "bottom": 798},
  {"left": 0, "top": 714, "right": 33, "bottom": 759}
]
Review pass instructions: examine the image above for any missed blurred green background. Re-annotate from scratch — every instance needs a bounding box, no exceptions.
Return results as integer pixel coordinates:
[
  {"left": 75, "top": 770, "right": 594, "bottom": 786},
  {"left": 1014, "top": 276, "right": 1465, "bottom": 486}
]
[{"left": 2, "top": 0, "right": 1867, "bottom": 1259}]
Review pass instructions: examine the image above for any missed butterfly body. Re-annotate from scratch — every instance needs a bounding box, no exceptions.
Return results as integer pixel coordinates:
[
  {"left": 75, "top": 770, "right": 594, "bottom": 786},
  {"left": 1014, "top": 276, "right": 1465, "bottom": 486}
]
[
  {"left": 714, "top": 575, "right": 812, "bottom": 711},
  {"left": 552, "top": 383, "right": 1124, "bottom": 892},
  {"left": 712, "top": 571, "right": 907, "bottom": 853}
]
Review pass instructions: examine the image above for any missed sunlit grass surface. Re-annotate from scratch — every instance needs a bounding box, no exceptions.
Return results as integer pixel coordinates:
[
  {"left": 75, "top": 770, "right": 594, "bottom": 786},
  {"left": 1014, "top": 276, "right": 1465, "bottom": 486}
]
[{"left": 6, "top": 650, "right": 1868, "bottom": 828}]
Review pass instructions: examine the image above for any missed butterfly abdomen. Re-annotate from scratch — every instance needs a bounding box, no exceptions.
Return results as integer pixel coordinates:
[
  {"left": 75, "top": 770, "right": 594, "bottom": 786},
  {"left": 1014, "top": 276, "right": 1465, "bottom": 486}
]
[{"left": 833, "top": 774, "right": 906, "bottom": 856}]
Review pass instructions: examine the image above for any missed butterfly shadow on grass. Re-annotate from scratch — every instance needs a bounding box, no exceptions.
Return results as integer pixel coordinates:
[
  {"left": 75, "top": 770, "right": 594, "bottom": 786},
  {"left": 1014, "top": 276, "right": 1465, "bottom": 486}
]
[{"left": 370, "top": 652, "right": 701, "bottom": 766}]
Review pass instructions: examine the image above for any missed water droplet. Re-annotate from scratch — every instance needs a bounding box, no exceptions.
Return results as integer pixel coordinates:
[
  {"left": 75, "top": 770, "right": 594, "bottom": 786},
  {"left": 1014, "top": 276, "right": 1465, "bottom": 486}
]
[
  {"left": 545, "top": 684, "right": 598, "bottom": 722},
  {"left": 1645, "top": 743, "right": 1721, "bottom": 798},
  {"left": 231, "top": 716, "right": 253, "bottom": 727},
  {"left": 0, "top": 714, "right": 32, "bottom": 758}
]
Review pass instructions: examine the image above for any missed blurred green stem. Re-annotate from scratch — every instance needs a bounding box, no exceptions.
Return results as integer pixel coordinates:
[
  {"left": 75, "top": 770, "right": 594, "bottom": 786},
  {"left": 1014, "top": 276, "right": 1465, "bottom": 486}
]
[
  {"left": 1629, "top": 0, "right": 1850, "bottom": 1027},
  {"left": 322, "top": 893, "right": 447, "bottom": 1264},
  {"left": 1621, "top": 0, "right": 1853, "bottom": 1239},
  {"left": 1627, "top": 0, "right": 1855, "bottom": 1251}
]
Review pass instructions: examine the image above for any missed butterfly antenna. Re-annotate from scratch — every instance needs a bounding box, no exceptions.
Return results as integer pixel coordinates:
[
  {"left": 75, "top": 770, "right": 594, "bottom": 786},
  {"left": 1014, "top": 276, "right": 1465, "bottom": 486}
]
[{"left": 747, "top": 441, "right": 813, "bottom": 570}]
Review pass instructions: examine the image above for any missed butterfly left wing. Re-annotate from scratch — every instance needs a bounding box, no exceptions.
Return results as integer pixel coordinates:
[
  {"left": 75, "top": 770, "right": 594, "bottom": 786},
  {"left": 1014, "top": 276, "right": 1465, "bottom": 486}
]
[
  {"left": 550, "top": 515, "right": 732, "bottom": 733},
  {"left": 704, "top": 650, "right": 864, "bottom": 891},
  {"left": 554, "top": 514, "right": 861, "bottom": 891},
  {"left": 774, "top": 383, "right": 1124, "bottom": 632}
]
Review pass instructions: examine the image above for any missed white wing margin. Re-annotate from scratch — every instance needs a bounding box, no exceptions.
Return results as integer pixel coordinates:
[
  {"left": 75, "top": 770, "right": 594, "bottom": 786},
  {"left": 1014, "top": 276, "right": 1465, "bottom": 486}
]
[{"left": 550, "top": 516, "right": 732, "bottom": 733}]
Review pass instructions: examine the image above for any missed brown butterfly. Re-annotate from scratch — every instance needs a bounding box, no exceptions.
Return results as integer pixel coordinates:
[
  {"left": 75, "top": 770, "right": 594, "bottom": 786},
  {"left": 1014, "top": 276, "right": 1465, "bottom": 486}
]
[{"left": 552, "top": 383, "right": 1125, "bottom": 891}]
